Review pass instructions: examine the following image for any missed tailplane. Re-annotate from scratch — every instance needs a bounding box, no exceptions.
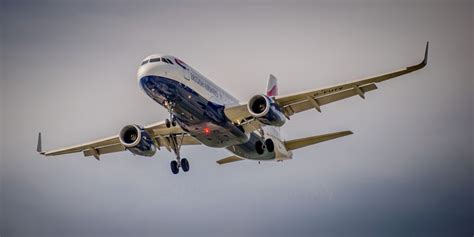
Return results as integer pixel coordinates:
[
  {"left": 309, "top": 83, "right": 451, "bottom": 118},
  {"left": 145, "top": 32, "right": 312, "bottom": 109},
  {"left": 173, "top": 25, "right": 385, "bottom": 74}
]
[
  {"left": 266, "top": 74, "right": 278, "bottom": 96},
  {"left": 216, "top": 155, "right": 244, "bottom": 165},
  {"left": 285, "top": 131, "right": 353, "bottom": 151}
]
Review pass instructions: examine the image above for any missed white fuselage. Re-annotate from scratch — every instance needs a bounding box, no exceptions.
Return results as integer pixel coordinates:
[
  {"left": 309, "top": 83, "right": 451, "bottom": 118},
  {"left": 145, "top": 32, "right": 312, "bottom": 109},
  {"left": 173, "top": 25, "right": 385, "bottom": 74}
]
[{"left": 137, "top": 54, "right": 292, "bottom": 161}]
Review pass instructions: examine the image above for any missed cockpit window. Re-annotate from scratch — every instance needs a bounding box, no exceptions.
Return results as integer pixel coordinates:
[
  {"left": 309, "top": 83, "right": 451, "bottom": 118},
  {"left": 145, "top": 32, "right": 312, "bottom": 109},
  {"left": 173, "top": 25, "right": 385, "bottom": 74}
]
[
  {"left": 162, "top": 58, "right": 174, "bottom": 64},
  {"left": 144, "top": 57, "right": 175, "bottom": 65}
]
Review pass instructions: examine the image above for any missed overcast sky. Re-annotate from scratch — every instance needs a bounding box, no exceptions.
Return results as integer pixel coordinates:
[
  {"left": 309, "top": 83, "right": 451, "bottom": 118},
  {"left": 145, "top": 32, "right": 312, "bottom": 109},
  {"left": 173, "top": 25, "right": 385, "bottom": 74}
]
[{"left": 1, "top": 0, "right": 473, "bottom": 236}]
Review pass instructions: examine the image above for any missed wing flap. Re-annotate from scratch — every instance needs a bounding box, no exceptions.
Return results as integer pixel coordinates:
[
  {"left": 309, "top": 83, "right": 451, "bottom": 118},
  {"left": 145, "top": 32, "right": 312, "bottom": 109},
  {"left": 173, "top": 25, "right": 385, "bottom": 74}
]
[
  {"left": 284, "top": 83, "right": 377, "bottom": 115},
  {"left": 40, "top": 135, "right": 120, "bottom": 156},
  {"left": 83, "top": 144, "right": 126, "bottom": 157},
  {"left": 285, "top": 131, "right": 353, "bottom": 151}
]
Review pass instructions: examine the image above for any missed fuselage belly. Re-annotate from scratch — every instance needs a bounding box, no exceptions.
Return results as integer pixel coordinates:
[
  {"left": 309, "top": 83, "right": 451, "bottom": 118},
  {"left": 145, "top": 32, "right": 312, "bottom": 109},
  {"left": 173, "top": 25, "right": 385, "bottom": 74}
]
[{"left": 139, "top": 74, "right": 275, "bottom": 161}]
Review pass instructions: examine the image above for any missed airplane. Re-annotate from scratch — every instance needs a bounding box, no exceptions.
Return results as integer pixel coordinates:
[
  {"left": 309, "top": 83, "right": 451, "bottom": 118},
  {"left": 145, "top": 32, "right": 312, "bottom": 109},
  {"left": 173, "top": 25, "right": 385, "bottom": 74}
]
[{"left": 37, "top": 42, "right": 429, "bottom": 174}]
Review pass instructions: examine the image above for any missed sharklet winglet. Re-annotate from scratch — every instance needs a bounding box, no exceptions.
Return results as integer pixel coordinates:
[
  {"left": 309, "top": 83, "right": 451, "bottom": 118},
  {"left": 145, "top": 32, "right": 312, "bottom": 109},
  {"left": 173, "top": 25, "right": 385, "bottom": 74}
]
[{"left": 37, "top": 132, "right": 45, "bottom": 155}]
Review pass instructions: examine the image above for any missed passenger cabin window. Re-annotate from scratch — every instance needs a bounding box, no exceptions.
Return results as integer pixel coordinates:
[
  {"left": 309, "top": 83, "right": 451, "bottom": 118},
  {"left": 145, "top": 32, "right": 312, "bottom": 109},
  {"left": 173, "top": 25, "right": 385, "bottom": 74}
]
[{"left": 149, "top": 58, "right": 161, "bottom": 63}]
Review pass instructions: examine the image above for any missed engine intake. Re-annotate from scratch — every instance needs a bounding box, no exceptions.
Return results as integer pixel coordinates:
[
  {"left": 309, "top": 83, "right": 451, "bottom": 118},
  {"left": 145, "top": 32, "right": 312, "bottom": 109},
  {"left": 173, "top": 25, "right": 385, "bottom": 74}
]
[
  {"left": 119, "top": 124, "right": 156, "bottom": 157},
  {"left": 247, "top": 94, "right": 286, "bottom": 127}
]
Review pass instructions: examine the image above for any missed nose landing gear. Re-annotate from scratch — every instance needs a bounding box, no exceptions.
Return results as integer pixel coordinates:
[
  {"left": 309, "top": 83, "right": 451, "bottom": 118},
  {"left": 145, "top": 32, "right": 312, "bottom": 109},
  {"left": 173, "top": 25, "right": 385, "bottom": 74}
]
[{"left": 164, "top": 100, "right": 177, "bottom": 128}]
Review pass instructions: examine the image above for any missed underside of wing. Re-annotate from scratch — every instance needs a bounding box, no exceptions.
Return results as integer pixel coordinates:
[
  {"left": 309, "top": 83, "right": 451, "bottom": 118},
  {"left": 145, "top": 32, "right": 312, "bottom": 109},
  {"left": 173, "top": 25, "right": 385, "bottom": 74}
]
[
  {"left": 278, "top": 42, "right": 428, "bottom": 116},
  {"left": 37, "top": 133, "right": 120, "bottom": 157},
  {"left": 37, "top": 120, "right": 201, "bottom": 160},
  {"left": 224, "top": 42, "right": 428, "bottom": 125}
]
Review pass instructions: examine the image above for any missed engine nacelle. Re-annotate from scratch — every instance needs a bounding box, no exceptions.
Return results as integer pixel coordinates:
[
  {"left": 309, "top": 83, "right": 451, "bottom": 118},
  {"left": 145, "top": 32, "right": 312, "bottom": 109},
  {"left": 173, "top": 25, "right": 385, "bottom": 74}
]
[
  {"left": 119, "top": 124, "right": 156, "bottom": 157},
  {"left": 247, "top": 94, "right": 286, "bottom": 127}
]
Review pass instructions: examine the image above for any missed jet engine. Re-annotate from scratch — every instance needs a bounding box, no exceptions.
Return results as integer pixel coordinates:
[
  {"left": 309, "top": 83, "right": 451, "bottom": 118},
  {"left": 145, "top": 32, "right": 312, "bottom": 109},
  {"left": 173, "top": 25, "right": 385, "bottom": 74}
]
[
  {"left": 119, "top": 124, "right": 156, "bottom": 157},
  {"left": 247, "top": 94, "right": 286, "bottom": 127}
]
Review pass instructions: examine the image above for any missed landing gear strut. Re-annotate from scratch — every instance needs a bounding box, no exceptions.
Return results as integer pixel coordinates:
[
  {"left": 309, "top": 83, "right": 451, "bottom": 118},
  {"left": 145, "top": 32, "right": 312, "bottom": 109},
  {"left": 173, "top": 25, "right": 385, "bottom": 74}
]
[
  {"left": 164, "top": 100, "right": 189, "bottom": 174},
  {"left": 168, "top": 133, "right": 190, "bottom": 174},
  {"left": 164, "top": 100, "right": 177, "bottom": 128},
  {"left": 255, "top": 128, "right": 271, "bottom": 155}
]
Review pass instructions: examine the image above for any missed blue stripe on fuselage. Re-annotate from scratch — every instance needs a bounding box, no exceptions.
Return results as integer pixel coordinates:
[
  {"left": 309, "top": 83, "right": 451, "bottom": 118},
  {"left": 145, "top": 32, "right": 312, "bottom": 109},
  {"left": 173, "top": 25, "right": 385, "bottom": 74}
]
[{"left": 139, "top": 75, "right": 275, "bottom": 160}]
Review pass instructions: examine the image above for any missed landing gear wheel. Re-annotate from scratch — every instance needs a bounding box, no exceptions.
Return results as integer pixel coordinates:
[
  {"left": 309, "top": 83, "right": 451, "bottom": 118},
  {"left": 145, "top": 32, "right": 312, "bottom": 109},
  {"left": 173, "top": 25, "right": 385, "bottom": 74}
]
[
  {"left": 170, "top": 160, "right": 179, "bottom": 174},
  {"left": 165, "top": 119, "right": 171, "bottom": 128},
  {"left": 171, "top": 119, "right": 177, "bottom": 127},
  {"left": 256, "top": 140, "right": 264, "bottom": 155},
  {"left": 181, "top": 158, "right": 190, "bottom": 172},
  {"left": 265, "top": 139, "right": 274, "bottom": 153}
]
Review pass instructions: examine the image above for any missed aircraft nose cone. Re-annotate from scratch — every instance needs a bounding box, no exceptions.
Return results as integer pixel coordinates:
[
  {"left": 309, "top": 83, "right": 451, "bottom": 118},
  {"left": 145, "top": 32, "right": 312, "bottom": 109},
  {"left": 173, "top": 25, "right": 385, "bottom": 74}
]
[{"left": 137, "top": 63, "right": 150, "bottom": 79}]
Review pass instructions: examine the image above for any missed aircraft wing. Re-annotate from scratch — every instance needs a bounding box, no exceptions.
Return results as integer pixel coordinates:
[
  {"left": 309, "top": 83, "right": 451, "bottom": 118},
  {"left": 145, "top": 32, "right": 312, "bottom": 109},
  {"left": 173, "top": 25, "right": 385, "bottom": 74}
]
[
  {"left": 37, "top": 120, "right": 200, "bottom": 160},
  {"left": 224, "top": 42, "right": 428, "bottom": 130}
]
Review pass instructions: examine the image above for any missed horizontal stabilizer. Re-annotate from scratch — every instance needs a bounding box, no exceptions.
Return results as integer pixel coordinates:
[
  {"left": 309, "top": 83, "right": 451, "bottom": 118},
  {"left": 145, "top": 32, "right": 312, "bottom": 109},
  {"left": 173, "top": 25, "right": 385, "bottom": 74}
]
[
  {"left": 216, "top": 155, "right": 244, "bottom": 165},
  {"left": 285, "top": 130, "right": 353, "bottom": 151}
]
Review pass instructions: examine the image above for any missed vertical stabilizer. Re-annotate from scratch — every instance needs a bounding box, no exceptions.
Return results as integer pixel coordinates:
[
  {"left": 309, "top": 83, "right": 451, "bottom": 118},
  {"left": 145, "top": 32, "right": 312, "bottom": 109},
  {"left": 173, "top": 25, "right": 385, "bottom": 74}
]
[{"left": 266, "top": 74, "right": 278, "bottom": 96}]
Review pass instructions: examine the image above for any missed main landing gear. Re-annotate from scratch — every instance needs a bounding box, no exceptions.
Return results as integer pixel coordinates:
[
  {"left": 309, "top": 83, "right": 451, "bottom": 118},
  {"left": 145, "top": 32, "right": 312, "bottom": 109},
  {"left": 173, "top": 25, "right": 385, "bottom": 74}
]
[
  {"left": 170, "top": 158, "right": 189, "bottom": 174},
  {"left": 165, "top": 118, "right": 177, "bottom": 128},
  {"left": 168, "top": 132, "right": 190, "bottom": 175},
  {"left": 255, "top": 139, "right": 274, "bottom": 155},
  {"left": 255, "top": 128, "right": 274, "bottom": 155}
]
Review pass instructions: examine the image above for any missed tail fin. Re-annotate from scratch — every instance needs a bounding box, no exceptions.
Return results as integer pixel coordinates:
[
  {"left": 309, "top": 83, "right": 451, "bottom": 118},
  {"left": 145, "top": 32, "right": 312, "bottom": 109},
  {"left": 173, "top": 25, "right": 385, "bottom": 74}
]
[{"left": 266, "top": 74, "right": 278, "bottom": 96}]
